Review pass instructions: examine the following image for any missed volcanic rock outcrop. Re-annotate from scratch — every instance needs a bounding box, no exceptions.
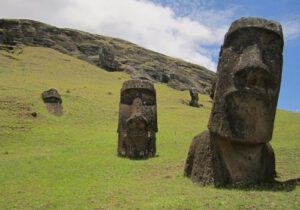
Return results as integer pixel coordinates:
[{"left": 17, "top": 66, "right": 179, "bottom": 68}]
[
  {"left": 0, "top": 19, "right": 215, "bottom": 94},
  {"left": 184, "top": 17, "right": 284, "bottom": 186}
]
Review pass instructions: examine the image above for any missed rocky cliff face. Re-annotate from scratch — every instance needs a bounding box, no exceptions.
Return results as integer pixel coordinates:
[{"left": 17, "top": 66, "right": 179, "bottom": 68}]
[{"left": 0, "top": 19, "right": 215, "bottom": 94}]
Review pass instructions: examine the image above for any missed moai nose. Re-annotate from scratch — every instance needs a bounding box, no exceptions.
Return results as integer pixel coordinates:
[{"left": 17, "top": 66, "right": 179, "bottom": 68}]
[
  {"left": 132, "top": 98, "right": 143, "bottom": 116},
  {"left": 237, "top": 44, "right": 269, "bottom": 72},
  {"left": 126, "top": 98, "right": 148, "bottom": 129},
  {"left": 233, "top": 44, "right": 271, "bottom": 91}
]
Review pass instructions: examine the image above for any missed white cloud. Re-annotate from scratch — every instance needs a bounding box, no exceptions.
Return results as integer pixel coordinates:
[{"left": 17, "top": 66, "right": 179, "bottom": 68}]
[
  {"left": 0, "top": 0, "right": 234, "bottom": 71},
  {"left": 282, "top": 17, "right": 300, "bottom": 41}
]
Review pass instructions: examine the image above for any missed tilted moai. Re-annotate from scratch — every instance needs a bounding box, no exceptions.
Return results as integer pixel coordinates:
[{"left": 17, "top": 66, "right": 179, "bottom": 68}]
[
  {"left": 118, "top": 79, "right": 158, "bottom": 159},
  {"left": 42, "top": 89, "right": 63, "bottom": 116},
  {"left": 184, "top": 17, "right": 284, "bottom": 186},
  {"left": 189, "top": 88, "right": 201, "bottom": 108}
]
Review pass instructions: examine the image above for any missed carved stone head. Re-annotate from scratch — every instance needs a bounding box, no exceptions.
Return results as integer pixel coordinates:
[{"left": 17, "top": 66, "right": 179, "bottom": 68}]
[
  {"left": 208, "top": 17, "right": 284, "bottom": 143},
  {"left": 42, "top": 89, "right": 62, "bottom": 104},
  {"left": 118, "top": 79, "right": 157, "bottom": 158}
]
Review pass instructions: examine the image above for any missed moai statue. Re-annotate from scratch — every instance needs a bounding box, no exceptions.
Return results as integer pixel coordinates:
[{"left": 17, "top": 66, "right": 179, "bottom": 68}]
[
  {"left": 209, "top": 78, "right": 216, "bottom": 100},
  {"left": 99, "top": 46, "right": 119, "bottom": 71},
  {"left": 118, "top": 79, "right": 158, "bottom": 159},
  {"left": 189, "top": 88, "right": 201, "bottom": 108},
  {"left": 184, "top": 17, "right": 284, "bottom": 186},
  {"left": 42, "top": 89, "right": 63, "bottom": 116}
]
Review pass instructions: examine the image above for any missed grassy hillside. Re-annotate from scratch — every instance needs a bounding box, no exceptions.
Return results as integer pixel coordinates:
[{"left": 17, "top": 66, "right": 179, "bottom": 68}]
[{"left": 0, "top": 46, "right": 299, "bottom": 210}]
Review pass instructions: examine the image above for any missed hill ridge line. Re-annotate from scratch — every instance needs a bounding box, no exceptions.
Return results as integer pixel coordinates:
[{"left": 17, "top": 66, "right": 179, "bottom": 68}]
[{"left": 0, "top": 18, "right": 215, "bottom": 94}]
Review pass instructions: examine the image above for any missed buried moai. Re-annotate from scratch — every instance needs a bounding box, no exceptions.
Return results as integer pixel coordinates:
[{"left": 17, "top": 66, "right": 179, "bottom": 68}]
[
  {"left": 42, "top": 89, "right": 63, "bottom": 116},
  {"left": 184, "top": 17, "right": 284, "bottom": 186},
  {"left": 117, "top": 79, "right": 157, "bottom": 159},
  {"left": 189, "top": 88, "right": 201, "bottom": 108}
]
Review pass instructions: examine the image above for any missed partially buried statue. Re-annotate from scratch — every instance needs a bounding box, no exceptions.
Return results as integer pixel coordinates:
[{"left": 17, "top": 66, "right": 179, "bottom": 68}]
[
  {"left": 42, "top": 89, "right": 63, "bottom": 116},
  {"left": 184, "top": 17, "right": 284, "bottom": 186},
  {"left": 189, "top": 88, "right": 201, "bottom": 108},
  {"left": 118, "top": 79, "right": 157, "bottom": 159}
]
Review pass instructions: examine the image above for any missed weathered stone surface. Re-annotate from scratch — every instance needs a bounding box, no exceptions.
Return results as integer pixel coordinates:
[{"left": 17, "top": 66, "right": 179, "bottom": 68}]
[
  {"left": 184, "top": 131, "right": 215, "bottom": 184},
  {"left": 0, "top": 30, "right": 5, "bottom": 43},
  {"left": 42, "top": 89, "right": 62, "bottom": 104},
  {"left": 184, "top": 17, "right": 284, "bottom": 186},
  {"left": 99, "top": 46, "right": 119, "bottom": 71},
  {"left": 209, "top": 77, "right": 216, "bottom": 100},
  {"left": 209, "top": 17, "right": 283, "bottom": 144},
  {"left": 117, "top": 79, "right": 157, "bottom": 159},
  {"left": 0, "top": 19, "right": 215, "bottom": 94},
  {"left": 185, "top": 132, "right": 275, "bottom": 186},
  {"left": 189, "top": 88, "right": 201, "bottom": 108},
  {"left": 41, "top": 89, "right": 63, "bottom": 116}
]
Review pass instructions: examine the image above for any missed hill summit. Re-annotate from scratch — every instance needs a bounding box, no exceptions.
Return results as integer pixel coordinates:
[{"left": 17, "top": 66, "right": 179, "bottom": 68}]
[{"left": 0, "top": 19, "right": 215, "bottom": 94}]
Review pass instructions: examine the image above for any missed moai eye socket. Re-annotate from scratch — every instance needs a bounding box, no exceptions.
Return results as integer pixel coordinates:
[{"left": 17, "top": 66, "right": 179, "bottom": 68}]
[
  {"left": 234, "top": 67, "right": 270, "bottom": 93},
  {"left": 121, "top": 89, "right": 140, "bottom": 105},
  {"left": 141, "top": 89, "right": 155, "bottom": 106}
]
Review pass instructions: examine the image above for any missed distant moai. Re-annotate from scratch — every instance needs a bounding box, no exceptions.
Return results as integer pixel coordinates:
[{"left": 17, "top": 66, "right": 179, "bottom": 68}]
[
  {"left": 42, "top": 89, "right": 63, "bottom": 116},
  {"left": 189, "top": 88, "right": 201, "bottom": 108},
  {"left": 117, "top": 79, "right": 158, "bottom": 159},
  {"left": 184, "top": 17, "right": 284, "bottom": 186}
]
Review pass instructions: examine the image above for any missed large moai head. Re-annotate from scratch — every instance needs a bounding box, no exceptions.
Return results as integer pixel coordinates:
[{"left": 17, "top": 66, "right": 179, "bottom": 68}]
[
  {"left": 208, "top": 17, "right": 284, "bottom": 143},
  {"left": 118, "top": 79, "right": 157, "bottom": 158}
]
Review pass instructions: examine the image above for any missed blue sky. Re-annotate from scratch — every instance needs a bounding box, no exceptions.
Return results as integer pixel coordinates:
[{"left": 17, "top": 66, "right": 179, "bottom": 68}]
[
  {"left": 152, "top": 0, "right": 300, "bottom": 111},
  {"left": 1, "top": 0, "right": 299, "bottom": 111}
]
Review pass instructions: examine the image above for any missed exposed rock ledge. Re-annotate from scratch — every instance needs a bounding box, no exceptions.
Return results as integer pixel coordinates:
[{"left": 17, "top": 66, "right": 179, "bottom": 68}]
[{"left": 0, "top": 19, "right": 216, "bottom": 94}]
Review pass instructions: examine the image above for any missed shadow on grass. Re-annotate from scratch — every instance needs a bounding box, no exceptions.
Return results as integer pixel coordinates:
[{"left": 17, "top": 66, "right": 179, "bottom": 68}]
[
  {"left": 117, "top": 154, "right": 160, "bottom": 161},
  {"left": 221, "top": 178, "right": 300, "bottom": 192}
]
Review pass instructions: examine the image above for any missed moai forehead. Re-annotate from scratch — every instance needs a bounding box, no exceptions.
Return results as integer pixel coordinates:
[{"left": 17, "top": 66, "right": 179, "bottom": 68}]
[
  {"left": 121, "top": 79, "right": 155, "bottom": 93},
  {"left": 226, "top": 17, "right": 283, "bottom": 39},
  {"left": 208, "top": 17, "right": 284, "bottom": 144}
]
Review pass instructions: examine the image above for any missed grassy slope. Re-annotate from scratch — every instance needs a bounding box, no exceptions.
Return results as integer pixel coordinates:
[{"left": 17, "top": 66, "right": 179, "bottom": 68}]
[{"left": 0, "top": 47, "right": 299, "bottom": 210}]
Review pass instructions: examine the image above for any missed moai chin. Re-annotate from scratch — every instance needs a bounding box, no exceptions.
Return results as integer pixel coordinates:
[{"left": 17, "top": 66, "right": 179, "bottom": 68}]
[
  {"left": 184, "top": 17, "right": 284, "bottom": 186},
  {"left": 118, "top": 79, "right": 157, "bottom": 159}
]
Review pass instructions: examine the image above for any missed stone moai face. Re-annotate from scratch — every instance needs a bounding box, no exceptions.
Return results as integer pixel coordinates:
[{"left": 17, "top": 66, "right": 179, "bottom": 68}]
[
  {"left": 42, "top": 89, "right": 62, "bottom": 104},
  {"left": 208, "top": 17, "right": 284, "bottom": 143},
  {"left": 118, "top": 79, "right": 157, "bottom": 158}
]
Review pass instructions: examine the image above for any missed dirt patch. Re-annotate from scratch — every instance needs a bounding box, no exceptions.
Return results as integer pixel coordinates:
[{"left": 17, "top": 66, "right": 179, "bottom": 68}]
[
  {"left": 45, "top": 103, "right": 63, "bottom": 116},
  {"left": 0, "top": 97, "right": 35, "bottom": 133},
  {"left": 0, "top": 97, "right": 34, "bottom": 118}
]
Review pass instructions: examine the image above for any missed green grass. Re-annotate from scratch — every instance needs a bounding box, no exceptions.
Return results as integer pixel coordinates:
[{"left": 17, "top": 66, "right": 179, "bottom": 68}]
[{"left": 0, "top": 47, "right": 299, "bottom": 210}]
